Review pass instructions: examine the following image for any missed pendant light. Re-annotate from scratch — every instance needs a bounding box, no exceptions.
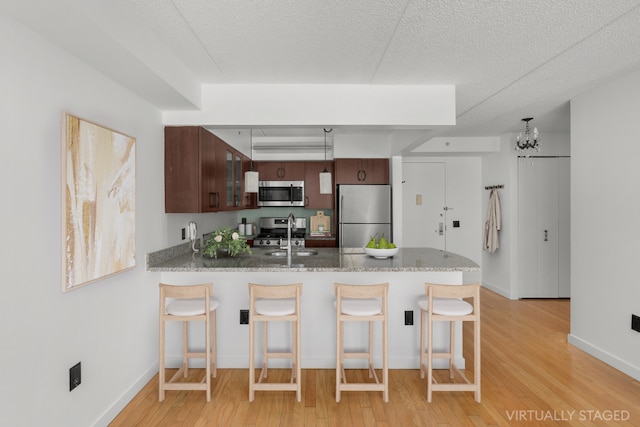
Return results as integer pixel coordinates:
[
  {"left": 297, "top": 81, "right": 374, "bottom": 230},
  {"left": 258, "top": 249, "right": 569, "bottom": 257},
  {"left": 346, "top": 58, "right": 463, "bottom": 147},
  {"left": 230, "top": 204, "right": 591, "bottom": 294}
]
[
  {"left": 244, "top": 128, "right": 259, "bottom": 193},
  {"left": 319, "top": 128, "right": 333, "bottom": 194}
]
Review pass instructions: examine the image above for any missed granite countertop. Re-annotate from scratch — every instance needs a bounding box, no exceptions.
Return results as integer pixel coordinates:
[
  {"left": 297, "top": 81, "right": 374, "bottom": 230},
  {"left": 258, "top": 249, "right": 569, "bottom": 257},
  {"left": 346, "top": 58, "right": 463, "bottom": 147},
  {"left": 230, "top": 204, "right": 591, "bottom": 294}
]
[{"left": 147, "top": 243, "right": 479, "bottom": 273}]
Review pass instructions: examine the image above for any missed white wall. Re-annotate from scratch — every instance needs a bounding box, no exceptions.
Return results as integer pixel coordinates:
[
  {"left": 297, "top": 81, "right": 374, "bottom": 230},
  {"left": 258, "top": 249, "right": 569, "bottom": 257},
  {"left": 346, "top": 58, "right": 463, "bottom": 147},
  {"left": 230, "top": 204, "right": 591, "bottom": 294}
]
[
  {"left": 1, "top": 17, "right": 163, "bottom": 427},
  {"left": 334, "top": 131, "right": 391, "bottom": 158},
  {"left": 569, "top": 69, "right": 640, "bottom": 380},
  {"left": 480, "top": 134, "right": 517, "bottom": 297},
  {"left": 1, "top": 17, "right": 257, "bottom": 427}
]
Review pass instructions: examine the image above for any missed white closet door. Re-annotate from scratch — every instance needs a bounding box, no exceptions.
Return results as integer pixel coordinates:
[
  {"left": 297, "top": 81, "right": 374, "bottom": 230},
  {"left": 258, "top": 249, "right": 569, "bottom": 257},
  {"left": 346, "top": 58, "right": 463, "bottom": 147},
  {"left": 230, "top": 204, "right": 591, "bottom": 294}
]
[
  {"left": 518, "top": 157, "right": 565, "bottom": 298},
  {"left": 402, "top": 162, "right": 446, "bottom": 250}
]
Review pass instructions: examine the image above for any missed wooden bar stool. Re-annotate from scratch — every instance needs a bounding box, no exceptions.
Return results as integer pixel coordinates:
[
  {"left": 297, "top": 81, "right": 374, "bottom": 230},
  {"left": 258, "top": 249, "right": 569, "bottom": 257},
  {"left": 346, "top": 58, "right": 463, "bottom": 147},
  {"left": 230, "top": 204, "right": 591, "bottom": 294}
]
[
  {"left": 334, "top": 282, "right": 389, "bottom": 403},
  {"left": 418, "top": 282, "right": 481, "bottom": 402},
  {"left": 158, "top": 283, "right": 219, "bottom": 402},
  {"left": 248, "top": 283, "right": 303, "bottom": 402}
]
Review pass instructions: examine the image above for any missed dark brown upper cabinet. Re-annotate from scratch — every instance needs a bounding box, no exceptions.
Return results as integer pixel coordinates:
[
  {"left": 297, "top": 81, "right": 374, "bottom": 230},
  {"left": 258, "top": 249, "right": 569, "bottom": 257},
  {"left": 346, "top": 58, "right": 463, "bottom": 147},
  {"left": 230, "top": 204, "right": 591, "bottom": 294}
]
[
  {"left": 165, "top": 126, "right": 253, "bottom": 213},
  {"left": 304, "top": 161, "right": 335, "bottom": 209},
  {"left": 334, "top": 158, "right": 389, "bottom": 185},
  {"left": 254, "top": 161, "right": 305, "bottom": 181}
]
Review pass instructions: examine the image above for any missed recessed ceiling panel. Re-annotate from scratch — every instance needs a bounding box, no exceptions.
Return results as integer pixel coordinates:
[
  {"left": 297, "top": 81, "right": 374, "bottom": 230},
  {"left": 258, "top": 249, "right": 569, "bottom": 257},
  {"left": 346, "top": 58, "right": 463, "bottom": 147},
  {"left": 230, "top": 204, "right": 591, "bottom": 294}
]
[
  {"left": 373, "top": 0, "right": 640, "bottom": 115},
  {"left": 171, "top": 0, "right": 408, "bottom": 83}
]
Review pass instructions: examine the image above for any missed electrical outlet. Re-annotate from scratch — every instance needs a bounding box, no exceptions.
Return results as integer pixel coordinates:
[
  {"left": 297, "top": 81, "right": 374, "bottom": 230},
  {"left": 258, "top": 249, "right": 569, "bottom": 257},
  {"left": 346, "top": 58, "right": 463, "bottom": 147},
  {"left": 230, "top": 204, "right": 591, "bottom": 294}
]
[
  {"left": 240, "top": 309, "right": 249, "bottom": 325},
  {"left": 404, "top": 310, "right": 413, "bottom": 326},
  {"left": 632, "top": 314, "right": 640, "bottom": 333},
  {"left": 69, "top": 362, "right": 81, "bottom": 391},
  {"left": 181, "top": 228, "right": 186, "bottom": 240}
]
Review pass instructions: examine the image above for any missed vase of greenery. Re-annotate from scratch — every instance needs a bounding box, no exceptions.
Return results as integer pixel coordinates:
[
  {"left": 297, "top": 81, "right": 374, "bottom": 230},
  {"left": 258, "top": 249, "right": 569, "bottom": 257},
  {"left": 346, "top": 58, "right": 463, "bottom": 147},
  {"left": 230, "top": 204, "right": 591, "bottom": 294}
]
[{"left": 202, "top": 226, "right": 252, "bottom": 259}]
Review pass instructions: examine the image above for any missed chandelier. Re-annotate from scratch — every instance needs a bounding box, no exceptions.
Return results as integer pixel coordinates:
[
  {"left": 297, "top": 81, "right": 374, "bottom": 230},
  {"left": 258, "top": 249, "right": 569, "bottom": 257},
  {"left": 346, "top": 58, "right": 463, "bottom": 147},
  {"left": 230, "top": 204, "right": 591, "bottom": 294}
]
[{"left": 515, "top": 117, "right": 541, "bottom": 156}]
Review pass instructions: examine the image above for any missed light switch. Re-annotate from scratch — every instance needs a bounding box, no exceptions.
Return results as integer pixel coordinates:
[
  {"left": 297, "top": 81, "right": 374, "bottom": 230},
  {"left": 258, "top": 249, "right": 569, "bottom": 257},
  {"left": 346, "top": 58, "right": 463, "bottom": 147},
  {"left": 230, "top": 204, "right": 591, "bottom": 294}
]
[{"left": 416, "top": 194, "right": 423, "bottom": 205}]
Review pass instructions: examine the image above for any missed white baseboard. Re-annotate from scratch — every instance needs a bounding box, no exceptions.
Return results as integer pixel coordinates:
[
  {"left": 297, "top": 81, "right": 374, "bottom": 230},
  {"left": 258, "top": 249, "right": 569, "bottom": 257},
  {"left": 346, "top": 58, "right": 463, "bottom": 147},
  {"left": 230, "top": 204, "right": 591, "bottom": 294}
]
[
  {"left": 568, "top": 334, "right": 640, "bottom": 381},
  {"left": 481, "top": 281, "right": 516, "bottom": 300},
  {"left": 92, "top": 363, "right": 158, "bottom": 427}
]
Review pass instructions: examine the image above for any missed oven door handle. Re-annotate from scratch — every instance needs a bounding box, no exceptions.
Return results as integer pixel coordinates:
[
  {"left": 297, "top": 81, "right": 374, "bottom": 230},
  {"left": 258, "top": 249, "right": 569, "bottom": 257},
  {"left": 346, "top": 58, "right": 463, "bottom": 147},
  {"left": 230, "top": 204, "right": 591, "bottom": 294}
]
[{"left": 290, "top": 184, "right": 293, "bottom": 204}]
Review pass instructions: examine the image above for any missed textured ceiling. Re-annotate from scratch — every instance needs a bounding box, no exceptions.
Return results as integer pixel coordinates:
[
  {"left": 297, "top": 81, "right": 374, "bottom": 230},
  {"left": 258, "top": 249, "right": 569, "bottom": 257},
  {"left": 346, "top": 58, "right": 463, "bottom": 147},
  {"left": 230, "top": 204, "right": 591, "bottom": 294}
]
[{"left": 5, "top": 0, "right": 640, "bottom": 152}]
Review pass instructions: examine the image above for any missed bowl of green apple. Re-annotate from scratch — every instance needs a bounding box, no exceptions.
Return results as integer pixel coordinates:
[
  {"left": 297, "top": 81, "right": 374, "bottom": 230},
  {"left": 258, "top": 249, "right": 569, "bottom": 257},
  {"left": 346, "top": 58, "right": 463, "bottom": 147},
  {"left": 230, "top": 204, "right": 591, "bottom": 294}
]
[{"left": 363, "top": 234, "right": 399, "bottom": 259}]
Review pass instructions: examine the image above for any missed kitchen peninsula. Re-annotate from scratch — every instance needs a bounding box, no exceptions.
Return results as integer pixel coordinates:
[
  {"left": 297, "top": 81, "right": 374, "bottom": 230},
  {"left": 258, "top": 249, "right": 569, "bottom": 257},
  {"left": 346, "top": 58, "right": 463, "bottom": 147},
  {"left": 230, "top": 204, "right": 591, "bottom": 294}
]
[{"left": 148, "top": 245, "right": 479, "bottom": 370}]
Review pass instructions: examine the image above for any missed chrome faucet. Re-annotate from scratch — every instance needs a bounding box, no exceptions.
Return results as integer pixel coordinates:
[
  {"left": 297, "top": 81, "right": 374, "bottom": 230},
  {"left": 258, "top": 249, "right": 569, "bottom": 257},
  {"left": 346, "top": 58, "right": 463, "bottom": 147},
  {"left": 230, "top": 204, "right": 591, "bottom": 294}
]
[{"left": 281, "top": 213, "right": 297, "bottom": 257}]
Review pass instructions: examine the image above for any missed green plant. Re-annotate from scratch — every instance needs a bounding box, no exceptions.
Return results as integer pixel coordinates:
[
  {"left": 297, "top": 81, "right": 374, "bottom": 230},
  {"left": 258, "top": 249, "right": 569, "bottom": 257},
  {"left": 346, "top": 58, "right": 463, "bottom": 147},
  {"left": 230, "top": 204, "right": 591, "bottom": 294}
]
[{"left": 202, "top": 226, "right": 251, "bottom": 258}]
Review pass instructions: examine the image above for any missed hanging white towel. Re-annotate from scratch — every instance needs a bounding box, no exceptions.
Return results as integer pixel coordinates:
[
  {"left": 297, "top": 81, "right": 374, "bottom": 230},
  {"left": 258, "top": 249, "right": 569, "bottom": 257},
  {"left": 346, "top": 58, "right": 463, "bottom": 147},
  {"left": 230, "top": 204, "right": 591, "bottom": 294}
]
[{"left": 483, "top": 189, "right": 502, "bottom": 253}]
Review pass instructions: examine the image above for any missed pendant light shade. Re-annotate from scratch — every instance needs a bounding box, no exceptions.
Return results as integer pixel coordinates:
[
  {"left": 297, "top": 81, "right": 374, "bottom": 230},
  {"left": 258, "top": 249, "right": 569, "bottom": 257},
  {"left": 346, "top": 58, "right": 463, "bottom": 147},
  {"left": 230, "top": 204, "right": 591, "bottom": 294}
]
[
  {"left": 244, "top": 129, "right": 259, "bottom": 193},
  {"left": 245, "top": 170, "right": 258, "bottom": 193},
  {"left": 319, "top": 169, "right": 332, "bottom": 194},
  {"left": 319, "top": 128, "right": 333, "bottom": 194}
]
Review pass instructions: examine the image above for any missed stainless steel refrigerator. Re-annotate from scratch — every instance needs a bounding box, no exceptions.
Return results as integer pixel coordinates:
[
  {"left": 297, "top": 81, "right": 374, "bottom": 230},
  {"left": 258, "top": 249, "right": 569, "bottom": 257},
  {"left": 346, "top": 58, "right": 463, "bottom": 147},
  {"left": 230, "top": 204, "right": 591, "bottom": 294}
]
[{"left": 338, "top": 185, "right": 392, "bottom": 248}]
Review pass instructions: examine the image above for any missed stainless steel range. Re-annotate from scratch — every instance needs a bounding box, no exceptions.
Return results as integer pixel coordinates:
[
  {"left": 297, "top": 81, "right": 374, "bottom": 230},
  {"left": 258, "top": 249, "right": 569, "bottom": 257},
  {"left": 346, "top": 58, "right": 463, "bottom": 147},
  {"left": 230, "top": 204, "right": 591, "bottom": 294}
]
[{"left": 254, "top": 217, "right": 307, "bottom": 247}]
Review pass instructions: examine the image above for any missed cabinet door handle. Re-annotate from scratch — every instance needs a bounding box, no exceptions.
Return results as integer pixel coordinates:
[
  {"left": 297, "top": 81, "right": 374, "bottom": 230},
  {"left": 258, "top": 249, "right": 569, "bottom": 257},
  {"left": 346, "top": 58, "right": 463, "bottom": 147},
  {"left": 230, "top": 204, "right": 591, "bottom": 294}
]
[
  {"left": 277, "top": 167, "right": 285, "bottom": 178},
  {"left": 361, "top": 170, "right": 367, "bottom": 181},
  {"left": 305, "top": 196, "right": 309, "bottom": 207},
  {"left": 209, "top": 192, "right": 220, "bottom": 208}
]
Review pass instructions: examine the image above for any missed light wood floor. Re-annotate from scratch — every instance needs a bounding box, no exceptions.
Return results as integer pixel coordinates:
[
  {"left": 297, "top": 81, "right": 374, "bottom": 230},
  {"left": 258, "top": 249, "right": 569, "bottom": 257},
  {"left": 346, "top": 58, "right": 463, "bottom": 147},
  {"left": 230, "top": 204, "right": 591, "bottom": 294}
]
[{"left": 110, "top": 288, "right": 640, "bottom": 426}]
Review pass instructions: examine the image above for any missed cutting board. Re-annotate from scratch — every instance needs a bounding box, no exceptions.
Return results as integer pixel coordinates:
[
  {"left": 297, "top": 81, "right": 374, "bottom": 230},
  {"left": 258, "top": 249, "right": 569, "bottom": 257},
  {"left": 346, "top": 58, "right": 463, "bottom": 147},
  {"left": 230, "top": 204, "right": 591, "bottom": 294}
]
[{"left": 310, "top": 211, "right": 330, "bottom": 232}]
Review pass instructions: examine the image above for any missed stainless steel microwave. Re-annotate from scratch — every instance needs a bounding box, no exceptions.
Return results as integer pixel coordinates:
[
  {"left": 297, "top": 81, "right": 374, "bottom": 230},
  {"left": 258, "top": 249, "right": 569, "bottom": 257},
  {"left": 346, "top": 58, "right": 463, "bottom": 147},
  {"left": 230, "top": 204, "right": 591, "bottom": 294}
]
[{"left": 258, "top": 181, "right": 305, "bottom": 207}]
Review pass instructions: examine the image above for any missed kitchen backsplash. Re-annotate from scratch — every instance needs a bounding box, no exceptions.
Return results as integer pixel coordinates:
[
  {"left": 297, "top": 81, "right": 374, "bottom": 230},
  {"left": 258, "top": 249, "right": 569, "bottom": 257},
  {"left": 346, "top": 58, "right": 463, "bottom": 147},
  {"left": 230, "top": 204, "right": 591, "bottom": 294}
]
[{"left": 237, "top": 207, "right": 333, "bottom": 234}]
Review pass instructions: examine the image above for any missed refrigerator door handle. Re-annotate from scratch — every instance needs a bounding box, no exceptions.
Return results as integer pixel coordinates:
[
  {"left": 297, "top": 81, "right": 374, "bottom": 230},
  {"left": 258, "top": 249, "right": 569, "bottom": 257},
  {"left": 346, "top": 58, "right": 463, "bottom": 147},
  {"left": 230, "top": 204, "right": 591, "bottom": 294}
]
[{"left": 339, "top": 195, "right": 344, "bottom": 247}]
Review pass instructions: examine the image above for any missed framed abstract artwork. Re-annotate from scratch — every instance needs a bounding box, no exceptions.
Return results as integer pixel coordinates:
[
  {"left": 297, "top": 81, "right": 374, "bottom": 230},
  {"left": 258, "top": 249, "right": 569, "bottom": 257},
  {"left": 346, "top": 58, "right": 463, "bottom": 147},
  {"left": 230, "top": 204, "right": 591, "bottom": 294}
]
[{"left": 62, "top": 113, "right": 136, "bottom": 291}]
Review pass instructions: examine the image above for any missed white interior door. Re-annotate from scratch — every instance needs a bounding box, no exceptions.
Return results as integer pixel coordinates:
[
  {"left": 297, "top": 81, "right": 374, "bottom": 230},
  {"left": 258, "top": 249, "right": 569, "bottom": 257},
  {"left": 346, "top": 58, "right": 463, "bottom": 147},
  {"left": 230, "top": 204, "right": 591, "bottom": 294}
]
[
  {"left": 402, "top": 162, "right": 446, "bottom": 250},
  {"left": 518, "top": 157, "right": 568, "bottom": 298}
]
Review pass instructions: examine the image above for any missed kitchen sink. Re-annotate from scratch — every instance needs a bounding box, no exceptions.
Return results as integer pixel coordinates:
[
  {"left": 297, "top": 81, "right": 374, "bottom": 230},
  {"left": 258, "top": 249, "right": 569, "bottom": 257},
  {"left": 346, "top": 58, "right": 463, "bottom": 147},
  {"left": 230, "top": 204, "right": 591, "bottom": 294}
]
[{"left": 267, "top": 249, "right": 318, "bottom": 257}]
